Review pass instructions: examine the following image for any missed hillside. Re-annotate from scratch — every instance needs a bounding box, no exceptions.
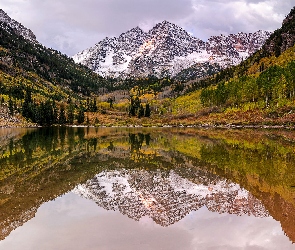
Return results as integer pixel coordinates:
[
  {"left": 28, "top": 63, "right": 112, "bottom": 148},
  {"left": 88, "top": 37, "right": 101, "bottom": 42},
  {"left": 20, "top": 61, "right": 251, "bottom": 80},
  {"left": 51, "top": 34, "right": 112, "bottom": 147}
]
[
  {"left": 0, "top": 22, "right": 108, "bottom": 97},
  {"left": 0, "top": 10, "right": 113, "bottom": 126},
  {"left": 263, "top": 6, "right": 295, "bottom": 57},
  {"left": 161, "top": 6, "right": 295, "bottom": 126}
]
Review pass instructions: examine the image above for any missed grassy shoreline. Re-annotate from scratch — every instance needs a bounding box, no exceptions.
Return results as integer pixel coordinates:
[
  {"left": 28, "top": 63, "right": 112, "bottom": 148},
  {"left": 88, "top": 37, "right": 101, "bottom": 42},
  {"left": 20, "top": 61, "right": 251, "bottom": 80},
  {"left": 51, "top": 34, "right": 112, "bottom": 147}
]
[{"left": 2, "top": 109, "right": 295, "bottom": 129}]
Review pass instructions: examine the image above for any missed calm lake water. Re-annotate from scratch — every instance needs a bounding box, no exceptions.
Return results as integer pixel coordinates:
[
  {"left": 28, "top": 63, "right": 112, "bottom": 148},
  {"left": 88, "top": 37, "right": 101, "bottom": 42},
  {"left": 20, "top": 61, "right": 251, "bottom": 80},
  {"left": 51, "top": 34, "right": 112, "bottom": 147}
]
[{"left": 0, "top": 127, "right": 295, "bottom": 250}]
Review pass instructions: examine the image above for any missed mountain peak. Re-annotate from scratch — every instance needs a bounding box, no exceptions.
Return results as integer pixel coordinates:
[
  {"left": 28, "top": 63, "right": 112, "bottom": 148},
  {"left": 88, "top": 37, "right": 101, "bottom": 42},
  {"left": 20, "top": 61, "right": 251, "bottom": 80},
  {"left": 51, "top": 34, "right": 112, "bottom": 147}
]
[
  {"left": 0, "top": 9, "right": 37, "bottom": 43},
  {"left": 130, "top": 26, "right": 145, "bottom": 33},
  {"left": 262, "top": 6, "right": 295, "bottom": 57},
  {"left": 119, "top": 25, "right": 146, "bottom": 39},
  {"left": 283, "top": 6, "right": 295, "bottom": 25},
  {"left": 151, "top": 20, "right": 182, "bottom": 33},
  {"left": 161, "top": 20, "right": 174, "bottom": 26},
  {"left": 0, "top": 9, "right": 11, "bottom": 21},
  {"left": 73, "top": 19, "right": 271, "bottom": 79}
]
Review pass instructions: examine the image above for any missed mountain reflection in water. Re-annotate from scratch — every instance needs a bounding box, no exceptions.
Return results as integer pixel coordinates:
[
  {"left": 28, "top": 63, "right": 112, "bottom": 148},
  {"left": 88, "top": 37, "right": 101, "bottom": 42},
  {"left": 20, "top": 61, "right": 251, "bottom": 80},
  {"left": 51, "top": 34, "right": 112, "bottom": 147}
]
[
  {"left": 73, "top": 169, "right": 269, "bottom": 227},
  {"left": 0, "top": 127, "right": 295, "bottom": 248}
]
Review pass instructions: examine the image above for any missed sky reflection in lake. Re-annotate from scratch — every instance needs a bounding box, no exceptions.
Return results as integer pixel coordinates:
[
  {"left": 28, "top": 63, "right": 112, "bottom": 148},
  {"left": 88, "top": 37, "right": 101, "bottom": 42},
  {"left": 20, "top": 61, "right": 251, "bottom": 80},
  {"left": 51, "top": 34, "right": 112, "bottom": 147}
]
[
  {"left": 0, "top": 191, "right": 293, "bottom": 250},
  {"left": 0, "top": 127, "right": 295, "bottom": 249}
]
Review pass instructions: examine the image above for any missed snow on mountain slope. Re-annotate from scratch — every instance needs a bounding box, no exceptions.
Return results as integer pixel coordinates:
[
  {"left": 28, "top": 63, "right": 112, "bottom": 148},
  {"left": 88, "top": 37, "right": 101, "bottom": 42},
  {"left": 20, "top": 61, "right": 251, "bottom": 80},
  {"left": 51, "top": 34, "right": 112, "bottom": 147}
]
[
  {"left": 0, "top": 9, "right": 38, "bottom": 43},
  {"left": 73, "top": 27, "right": 148, "bottom": 78},
  {"left": 73, "top": 21, "right": 271, "bottom": 79}
]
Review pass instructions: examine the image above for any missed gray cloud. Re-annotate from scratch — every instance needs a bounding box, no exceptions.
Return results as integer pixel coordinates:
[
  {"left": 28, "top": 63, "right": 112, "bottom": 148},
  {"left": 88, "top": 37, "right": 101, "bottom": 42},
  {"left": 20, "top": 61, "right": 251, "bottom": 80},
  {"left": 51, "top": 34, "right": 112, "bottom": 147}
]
[
  {"left": 180, "top": 0, "right": 295, "bottom": 39},
  {"left": 0, "top": 0, "right": 294, "bottom": 56}
]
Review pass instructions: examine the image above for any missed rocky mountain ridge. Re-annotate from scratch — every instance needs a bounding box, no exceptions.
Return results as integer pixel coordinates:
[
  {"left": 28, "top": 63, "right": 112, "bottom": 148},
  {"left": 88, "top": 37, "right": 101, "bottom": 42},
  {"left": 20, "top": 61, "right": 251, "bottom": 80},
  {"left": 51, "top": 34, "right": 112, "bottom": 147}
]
[
  {"left": 0, "top": 9, "right": 273, "bottom": 82},
  {"left": 0, "top": 9, "right": 37, "bottom": 43},
  {"left": 263, "top": 6, "right": 295, "bottom": 57},
  {"left": 73, "top": 21, "right": 271, "bottom": 79}
]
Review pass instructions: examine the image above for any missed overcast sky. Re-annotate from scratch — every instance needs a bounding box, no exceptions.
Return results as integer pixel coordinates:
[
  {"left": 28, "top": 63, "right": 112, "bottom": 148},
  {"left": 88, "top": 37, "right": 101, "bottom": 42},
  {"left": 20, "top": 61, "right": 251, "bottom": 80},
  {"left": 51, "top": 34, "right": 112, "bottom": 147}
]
[{"left": 0, "top": 0, "right": 294, "bottom": 56}]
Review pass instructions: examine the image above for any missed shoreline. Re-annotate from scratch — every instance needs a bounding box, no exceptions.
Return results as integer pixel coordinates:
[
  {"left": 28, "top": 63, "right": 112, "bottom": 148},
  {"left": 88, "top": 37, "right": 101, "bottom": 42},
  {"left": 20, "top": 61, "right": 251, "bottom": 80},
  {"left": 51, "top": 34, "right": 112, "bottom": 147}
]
[
  {"left": 2, "top": 108, "right": 295, "bottom": 130},
  {"left": 1, "top": 122, "right": 295, "bottom": 130}
]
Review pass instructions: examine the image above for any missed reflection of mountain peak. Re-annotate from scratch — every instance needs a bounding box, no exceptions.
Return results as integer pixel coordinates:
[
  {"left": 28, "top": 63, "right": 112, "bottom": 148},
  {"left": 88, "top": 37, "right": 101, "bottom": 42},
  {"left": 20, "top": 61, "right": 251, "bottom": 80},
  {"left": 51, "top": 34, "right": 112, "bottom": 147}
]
[
  {"left": 0, "top": 206, "right": 38, "bottom": 240},
  {"left": 73, "top": 169, "right": 269, "bottom": 226}
]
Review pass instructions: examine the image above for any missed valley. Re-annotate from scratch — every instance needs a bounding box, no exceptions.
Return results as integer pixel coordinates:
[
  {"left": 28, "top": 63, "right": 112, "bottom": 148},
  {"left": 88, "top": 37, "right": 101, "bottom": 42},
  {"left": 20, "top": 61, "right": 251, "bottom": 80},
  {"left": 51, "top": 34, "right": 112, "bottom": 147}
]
[
  {"left": 0, "top": 7, "right": 295, "bottom": 128},
  {"left": 1, "top": 3, "right": 295, "bottom": 248}
]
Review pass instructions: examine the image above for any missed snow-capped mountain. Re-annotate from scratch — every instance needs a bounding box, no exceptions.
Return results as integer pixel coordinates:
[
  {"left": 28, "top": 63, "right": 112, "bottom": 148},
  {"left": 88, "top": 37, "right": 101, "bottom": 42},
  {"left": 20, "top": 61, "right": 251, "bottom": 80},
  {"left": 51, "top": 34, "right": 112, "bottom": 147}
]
[
  {"left": 73, "top": 169, "right": 269, "bottom": 227},
  {"left": 0, "top": 9, "right": 37, "bottom": 43},
  {"left": 73, "top": 21, "right": 271, "bottom": 79},
  {"left": 206, "top": 31, "right": 271, "bottom": 63}
]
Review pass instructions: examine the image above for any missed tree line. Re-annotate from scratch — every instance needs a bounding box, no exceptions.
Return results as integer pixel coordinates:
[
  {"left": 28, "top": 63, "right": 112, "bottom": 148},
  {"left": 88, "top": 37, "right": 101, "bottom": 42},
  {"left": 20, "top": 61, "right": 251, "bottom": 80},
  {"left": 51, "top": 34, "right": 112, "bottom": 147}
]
[
  {"left": 129, "top": 95, "right": 151, "bottom": 118},
  {"left": 20, "top": 89, "right": 85, "bottom": 126},
  {"left": 12, "top": 88, "right": 152, "bottom": 126},
  {"left": 200, "top": 62, "right": 295, "bottom": 108}
]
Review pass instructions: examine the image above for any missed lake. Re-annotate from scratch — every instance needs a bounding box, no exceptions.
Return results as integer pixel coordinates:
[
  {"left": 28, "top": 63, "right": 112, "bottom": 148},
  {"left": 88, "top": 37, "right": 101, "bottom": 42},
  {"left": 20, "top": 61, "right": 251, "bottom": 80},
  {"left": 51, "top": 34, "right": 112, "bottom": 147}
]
[{"left": 0, "top": 127, "right": 294, "bottom": 250}]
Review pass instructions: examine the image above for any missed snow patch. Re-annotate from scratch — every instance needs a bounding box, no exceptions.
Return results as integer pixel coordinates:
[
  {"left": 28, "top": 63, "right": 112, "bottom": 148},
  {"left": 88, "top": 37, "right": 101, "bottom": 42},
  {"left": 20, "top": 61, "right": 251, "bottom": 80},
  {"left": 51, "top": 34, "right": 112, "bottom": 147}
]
[{"left": 72, "top": 22, "right": 271, "bottom": 79}]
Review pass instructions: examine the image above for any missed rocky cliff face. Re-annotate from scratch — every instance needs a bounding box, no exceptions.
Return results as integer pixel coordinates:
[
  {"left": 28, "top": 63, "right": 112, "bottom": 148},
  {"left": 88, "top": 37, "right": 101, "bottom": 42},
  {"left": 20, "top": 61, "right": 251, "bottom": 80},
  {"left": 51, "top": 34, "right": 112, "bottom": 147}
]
[
  {"left": 73, "top": 21, "right": 271, "bottom": 79},
  {"left": 0, "top": 9, "right": 37, "bottom": 43},
  {"left": 263, "top": 6, "right": 295, "bottom": 56},
  {"left": 206, "top": 31, "right": 271, "bottom": 65}
]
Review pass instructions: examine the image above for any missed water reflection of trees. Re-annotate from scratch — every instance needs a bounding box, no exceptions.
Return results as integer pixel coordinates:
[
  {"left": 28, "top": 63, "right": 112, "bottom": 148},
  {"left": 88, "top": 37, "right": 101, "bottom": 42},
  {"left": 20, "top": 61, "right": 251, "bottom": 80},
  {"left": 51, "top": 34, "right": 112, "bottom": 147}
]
[
  {"left": 1, "top": 128, "right": 295, "bottom": 243},
  {"left": 2, "top": 129, "right": 155, "bottom": 166},
  {"left": 0, "top": 127, "right": 95, "bottom": 241},
  {"left": 129, "top": 133, "right": 151, "bottom": 151},
  {"left": 128, "top": 133, "right": 153, "bottom": 162}
]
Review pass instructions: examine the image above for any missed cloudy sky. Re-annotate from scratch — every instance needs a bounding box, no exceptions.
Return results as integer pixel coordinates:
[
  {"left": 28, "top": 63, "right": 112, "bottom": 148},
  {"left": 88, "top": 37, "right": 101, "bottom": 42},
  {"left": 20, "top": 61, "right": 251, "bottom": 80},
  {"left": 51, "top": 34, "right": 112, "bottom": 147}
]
[{"left": 0, "top": 0, "right": 294, "bottom": 56}]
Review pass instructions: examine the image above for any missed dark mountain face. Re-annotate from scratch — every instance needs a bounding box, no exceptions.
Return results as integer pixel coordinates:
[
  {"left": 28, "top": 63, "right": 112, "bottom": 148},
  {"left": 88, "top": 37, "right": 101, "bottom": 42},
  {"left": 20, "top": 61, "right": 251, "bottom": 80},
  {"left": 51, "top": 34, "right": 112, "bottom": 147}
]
[
  {"left": 0, "top": 15, "right": 108, "bottom": 98},
  {"left": 262, "top": 6, "right": 295, "bottom": 57}
]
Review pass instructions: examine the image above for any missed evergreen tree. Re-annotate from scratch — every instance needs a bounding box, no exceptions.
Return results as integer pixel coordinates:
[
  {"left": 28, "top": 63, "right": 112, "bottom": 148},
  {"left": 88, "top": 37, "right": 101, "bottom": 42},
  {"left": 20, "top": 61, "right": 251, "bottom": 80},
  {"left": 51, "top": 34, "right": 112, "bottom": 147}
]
[
  {"left": 145, "top": 103, "right": 151, "bottom": 117},
  {"left": 94, "top": 99, "right": 98, "bottom": 111},
  {"left": 52, "top": 101, "right": 58, "bottom": 124},
  {"left": 90, "top": 99, "right": 98, "bottom": 112},
  {"left": 129, "top": 96, "right": 141, "bottom": 117},
  {"left": 8, "top": 97, "right": 14, "bottom": 116},
  {"left": 45, "top": 100, "right": 54, "bottom": 125},
  {"left": 77, "top": 104, "right": 85, "bottom": 124},
  {"left": 138, "top": 104, "right": 144, "bottom": 118},
  {"left": 86, "top": 98, "right": 90, "bottom": 111},
  {"left": 33, "top": 103, "right": 42, "bottom": 124},
  {"left": 67, "top": 103, "right": 75, "bottom": 124},
  {"left": 107, "top": 97, "right": 114, "bottom": 109},
  {"left": 129, "top": 104, "right": 136, "bottom": 117},
  {"left": 58, "top": 105, "right": 67, "bottom": 124},
  {"left": 22, "top": 89, "right": 33, "bottom": 120}
]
